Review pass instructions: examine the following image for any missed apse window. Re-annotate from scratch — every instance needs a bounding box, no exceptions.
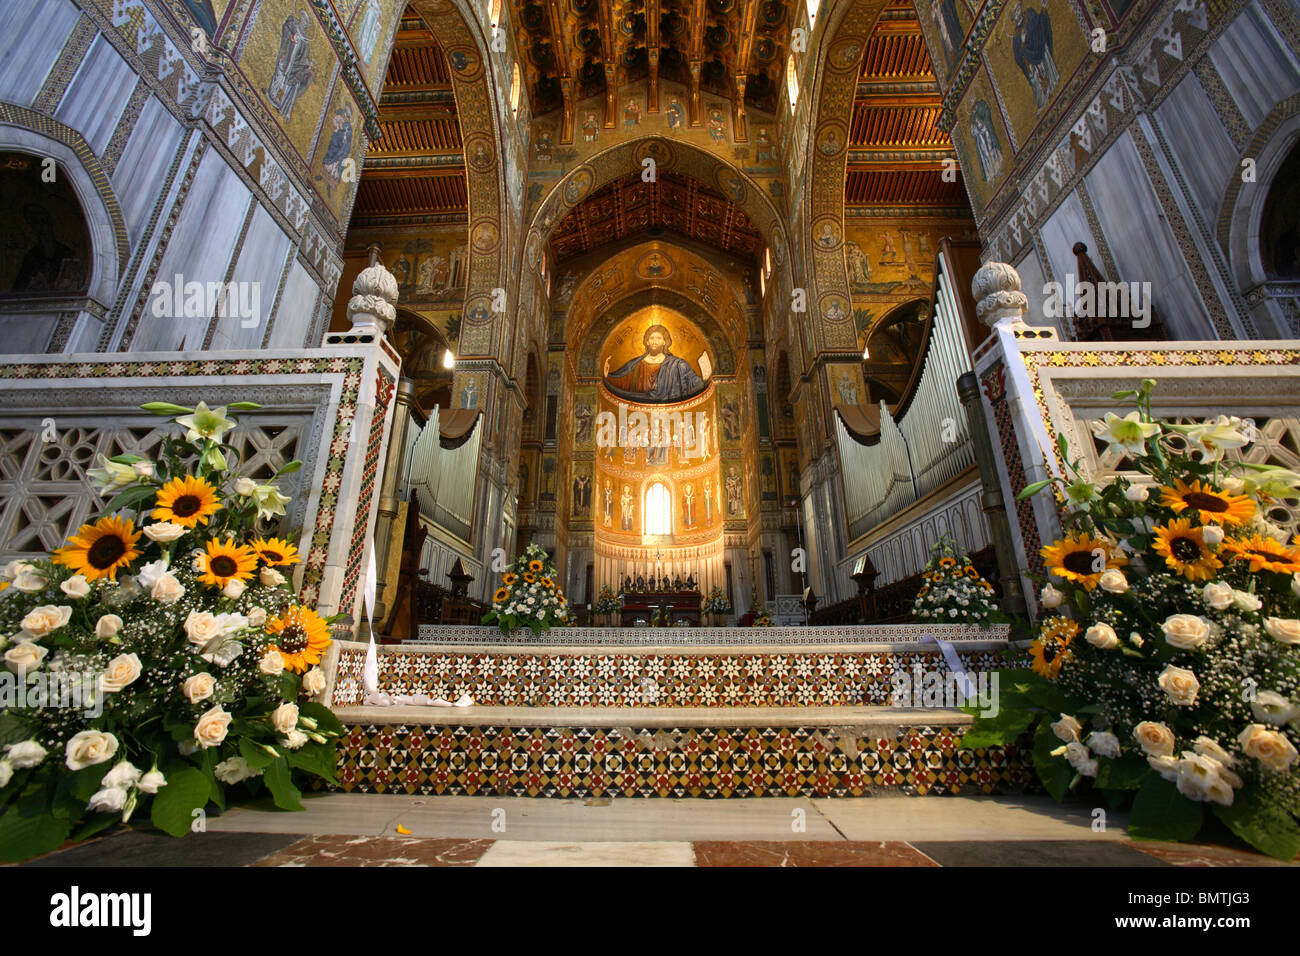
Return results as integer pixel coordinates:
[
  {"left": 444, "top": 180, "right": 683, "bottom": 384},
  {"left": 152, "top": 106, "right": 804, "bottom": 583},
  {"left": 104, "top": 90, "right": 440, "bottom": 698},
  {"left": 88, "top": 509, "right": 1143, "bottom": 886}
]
[
  {"left": 786, "top": 55, "right": 799, "bottom": 108},
  {"left": 510, "top": 63, "right": 521, "bottom": 113},
  {"left": 806, "top": 0, "right": 819, "bottom": 22},
  {"left": 644, "top": 482, "right": 672, "bottom": 535}
]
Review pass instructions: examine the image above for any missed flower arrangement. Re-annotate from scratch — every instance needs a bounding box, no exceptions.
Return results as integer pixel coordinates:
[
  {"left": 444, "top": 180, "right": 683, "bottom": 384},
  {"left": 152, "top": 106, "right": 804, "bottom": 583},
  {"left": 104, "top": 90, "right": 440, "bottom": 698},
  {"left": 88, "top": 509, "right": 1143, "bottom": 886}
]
[
  {"left": 702, "top": 586, "right": 733, "bottom": 616},
  {"left": 482, "top": 542, "right": 573, "bottom": 635},
  {"left": 912, "top": 535, "right": 1000, "bottom": 627},
  {"left": 592, "top": 584, "right": 621, "bottom": 621},
  {"left": 962, "top": 381, "right": 1300, "bottom": 859},
  {"left": 0, "top": 401, "right": 344, "bottom": 863}
]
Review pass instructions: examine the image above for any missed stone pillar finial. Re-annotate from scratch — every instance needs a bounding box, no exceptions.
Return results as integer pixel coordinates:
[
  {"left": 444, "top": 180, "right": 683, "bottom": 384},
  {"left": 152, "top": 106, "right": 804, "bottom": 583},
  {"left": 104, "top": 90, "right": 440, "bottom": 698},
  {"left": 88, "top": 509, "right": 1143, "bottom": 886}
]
[
  {"left": 972, "top": 260, "right": 1029, "bottom": 328},
  {"left": 347, "top": 250, "right": 399, "bottom": 334}
]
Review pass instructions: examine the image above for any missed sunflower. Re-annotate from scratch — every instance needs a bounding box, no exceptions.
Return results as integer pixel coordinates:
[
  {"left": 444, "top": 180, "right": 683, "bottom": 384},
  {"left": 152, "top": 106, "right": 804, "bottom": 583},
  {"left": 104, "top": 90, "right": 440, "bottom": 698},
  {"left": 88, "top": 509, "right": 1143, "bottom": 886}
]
[
  {"left": 523, "top": 572, "right": 537, "bottom": 583},
  {"left": 265, "top": 606, "right": 331, "bottom": 673},
  {"left": 1031, "top": 617, "right": 1078, "bottom": 679},
  {"left": 196, "top": 538, "right": 258, "bottom": 589},
  {"left": 939, "top": 557, "right": 956, "bottom": 569},
  {"left": 151, "top": 475, "right": 221, "bottom": 528},
  {"left": 1160, "top": 478, "right": 1255, "bottom": 526},
  {"left": 916, "top": 585, "right": 930, "bottom": 598},
  {"left": 53, "top": 515, "right": 142, "bottom": 582},
  {"left": 542, "top": 576, "right": 554, "bottom": 588},
  {"left": 250, "top": 536, "right": 300, "bottom": 566},
  {"left": 528, "top": 559, "right": 544, "bottom": 573},
  {"left": 1151, "top": 518, "right": 1223, "bottom": 581},
  {"left": 1221, "top": 534, "right": 1300, "bottom": 575},
  {"left": 493, "top": 587, "right": 510, "bottom": 603},
  {"left": 502, "top": 572, "right": 517, "bottom": 586},
  {"left": 965, "top": 566, "right": 980, "bottom": 580},
  {"left": 1041, "top": 533, "right": 1126, "bottom": 590}
]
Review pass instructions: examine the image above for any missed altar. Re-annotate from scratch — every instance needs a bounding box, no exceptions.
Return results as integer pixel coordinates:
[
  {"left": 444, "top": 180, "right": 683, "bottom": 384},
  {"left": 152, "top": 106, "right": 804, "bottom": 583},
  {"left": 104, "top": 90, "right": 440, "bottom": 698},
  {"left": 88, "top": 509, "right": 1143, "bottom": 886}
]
[{"left": 616, "top": 573, "right": 702, "bottom": 627}]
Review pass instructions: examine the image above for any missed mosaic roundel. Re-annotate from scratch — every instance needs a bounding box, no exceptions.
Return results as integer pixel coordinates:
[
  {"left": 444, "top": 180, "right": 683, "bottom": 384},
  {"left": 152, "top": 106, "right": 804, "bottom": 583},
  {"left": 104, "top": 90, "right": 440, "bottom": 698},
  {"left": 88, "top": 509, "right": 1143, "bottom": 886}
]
[
  {"left": 811, "top": 214, "right": 843, "bottom": 252},
  {"left": 713, "top": 165, "right": 746, "bottom": 204},
  {"left": 563, "top": 165, "right": 596, "bottom": 206},
  {"left": 820, "top": 293, "right": 851, "bottom": 325},
  {"left": 472, "top": 219, "right": 501, "bottom": 253},
  {"left": 464, "top": 132, "right": 496, "bottom": 173},
  {"left": 829, "top": 36, "right": 865, "bottom": 73},
  {"left": 816, "top": 121, "right": 848, "bottom": 159},
  {"left": 444, "top": 46, "right": 483, "bottom": 82},
  {"left": 633, "top": 137, "right": 676, "bottom": 171}
]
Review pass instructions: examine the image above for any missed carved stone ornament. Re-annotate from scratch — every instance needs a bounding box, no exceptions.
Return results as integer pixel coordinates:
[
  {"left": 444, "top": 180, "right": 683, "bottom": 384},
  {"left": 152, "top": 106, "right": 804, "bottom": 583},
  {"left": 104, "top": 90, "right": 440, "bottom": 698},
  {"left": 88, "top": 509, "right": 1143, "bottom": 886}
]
[
  {"left": 347, "top": 261, "right": 400, "bottom": 333},
  {"left": 972, "top": 260, "right": 1029, "bottom": 327}
]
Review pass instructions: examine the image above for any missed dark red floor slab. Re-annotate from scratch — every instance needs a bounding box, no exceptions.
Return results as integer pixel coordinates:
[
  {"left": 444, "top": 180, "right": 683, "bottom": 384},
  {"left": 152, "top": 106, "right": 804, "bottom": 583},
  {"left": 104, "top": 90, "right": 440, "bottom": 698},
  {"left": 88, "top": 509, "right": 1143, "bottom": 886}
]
[
  {"left": 692, "top": 840, "right": 937, "bottom": 867},
  {"left": 1127, "top": 841, "right": 1297, "bottom": 867},
  {"left": 252, "top": 835, "right": 494, "bottom": 867}
]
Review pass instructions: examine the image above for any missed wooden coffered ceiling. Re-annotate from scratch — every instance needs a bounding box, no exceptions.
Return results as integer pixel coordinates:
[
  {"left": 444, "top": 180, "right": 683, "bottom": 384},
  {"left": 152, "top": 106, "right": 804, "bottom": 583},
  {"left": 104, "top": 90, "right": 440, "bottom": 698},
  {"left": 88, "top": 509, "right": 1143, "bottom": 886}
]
[
  {"left": 509, "top": 0, "right": 797, "bottom": 141},
  {"left": 350, "top": 7, "right": 467, "bottom": 227},
  {"left": 846, "top": 3, "right": 967, "bottom": 209},
  {"left": 549, "top": 169, "right": 763, "bottom": 263}
]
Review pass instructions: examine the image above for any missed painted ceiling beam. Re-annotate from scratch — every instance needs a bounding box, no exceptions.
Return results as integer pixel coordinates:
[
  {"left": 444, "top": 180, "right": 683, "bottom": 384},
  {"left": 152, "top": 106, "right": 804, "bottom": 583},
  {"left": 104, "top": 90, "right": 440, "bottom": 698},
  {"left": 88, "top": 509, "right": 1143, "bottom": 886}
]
[
  {"left": 597, "top": 0, "right": 618, "bottom": 128},
  {"left": 543, "top": 0, "right": 575, "bottom": 144},
  {"left": 647, "top": 0, "right": 661, "bottom": 112},
  {"left": 732, "top": 0, "right": 758, "bottom": 142},
  {"left": 688, "top": 0, "right": 705, "bottom": 126}
]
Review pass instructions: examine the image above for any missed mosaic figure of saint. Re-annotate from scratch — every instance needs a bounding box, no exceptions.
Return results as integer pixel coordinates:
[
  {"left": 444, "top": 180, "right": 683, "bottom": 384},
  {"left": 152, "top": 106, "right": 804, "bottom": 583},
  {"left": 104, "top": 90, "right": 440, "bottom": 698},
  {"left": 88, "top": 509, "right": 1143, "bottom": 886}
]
[
  {"left": 603, "top": 478, "right": 614, "bottom": 526},
  {"left": 707, "top": 107, "right": 726, "bottom": 141},
  {"left": 620, "top": 484, "right": 634, "bottom": 531},
  {"left": 356, "top": 0, "right": 381, "bottom": 65},
  {"left": 971, "top": 100, "right": 1004, "bottom": 182},
  {"left": 683, "top": 484, "right": 696, "bottom": 528},
  {"left": 265, "top": 10, "right": 315, "bottom": 122},
  {"left": 317, "top": 104, "right": 353, "bottom": 198},
  {"left": 603, "top": 325, "right": 710, "bottom": 404},
  {"left": 1011, "top": 1, "right": 1058, "bottom": 110},
  {"left": 624, "top": 98, "right": 641, "bottom": 128},
  {"left": 582, "top": 113, "right": 599, "bottom": 142},
  {"left": 666, "top": 98, "right": 683, "bottom": 132}
]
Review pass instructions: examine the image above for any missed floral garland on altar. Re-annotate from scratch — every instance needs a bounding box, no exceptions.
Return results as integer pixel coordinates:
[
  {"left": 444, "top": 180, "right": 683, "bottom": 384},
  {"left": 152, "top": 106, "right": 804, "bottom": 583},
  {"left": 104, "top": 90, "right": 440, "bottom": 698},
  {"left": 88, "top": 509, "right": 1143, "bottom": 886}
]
[
  {"left": 963, "top": 381, "right": 1300, "bottom": 859},
  {"left": 0, "top": 401, "right": 344, "bottom": 863},
  {"left": 482, "top": 542, "right": 574, "bottom": 635},
  {"left": 702, "top": 586, "right": 733, "bottom": 616},
  {"left": 912, "top": 535, "right": 1001, "bottom": 627}
]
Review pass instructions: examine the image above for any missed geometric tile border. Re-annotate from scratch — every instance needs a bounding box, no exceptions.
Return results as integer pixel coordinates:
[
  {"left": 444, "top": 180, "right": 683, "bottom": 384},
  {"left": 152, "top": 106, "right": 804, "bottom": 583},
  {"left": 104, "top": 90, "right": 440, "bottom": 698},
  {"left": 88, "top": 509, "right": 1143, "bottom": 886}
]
[{"left": 414, "top": 623, "right": 1012, "bottom": 646}]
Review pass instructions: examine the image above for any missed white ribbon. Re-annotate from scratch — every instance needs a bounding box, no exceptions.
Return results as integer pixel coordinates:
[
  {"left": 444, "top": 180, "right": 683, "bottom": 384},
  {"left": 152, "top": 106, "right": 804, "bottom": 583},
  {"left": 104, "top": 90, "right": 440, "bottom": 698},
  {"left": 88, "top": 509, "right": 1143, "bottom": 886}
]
[{"left": 919, "top": 633, "right": 975, "bottom": 703}]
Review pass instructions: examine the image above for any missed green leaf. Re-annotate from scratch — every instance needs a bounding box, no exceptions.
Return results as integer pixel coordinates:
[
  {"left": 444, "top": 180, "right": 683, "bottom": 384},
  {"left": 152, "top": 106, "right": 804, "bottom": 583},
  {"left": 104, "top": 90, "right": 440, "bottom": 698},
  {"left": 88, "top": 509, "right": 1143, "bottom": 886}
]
[
  {"left": 961, "top": 705, "right": 1037, "bottom": 749},
  {"left": 1017, "top": 479, "right": 1054, "bottom": 500},
  {"left": 1111, "top": 389, "right": 1137, "bottom": 401},
  {"left": 273, "top": 459, "right": 302, "bottom": 477},
  {"left": 0, "top": 712, "right": 32, "bottom": 748},
  {"left": 101, "top": 483, "right": 156, "bottom": 514},
  {"left": 139, "top": 401, "right": 194, "bottom": 416},
  {"left": 61, "top": 763, "right": 111, "bottom": 804},
  {"left": 285, "top": 743, "right": 338, "bottom": 784},
  {"left": 238, "top": 736, "right": 276, "bottom": 770},
  {"left": 1212, "top": 790, "right": 1300, "bottom": 862},
  {"left": 299, "top": 702, "right": 345, "bottom": 737},
  {"left": 226, "top": 402, "right": 263, "bottom": 411},
  {"left": 1032, "top": 722, "right": 1073, "bottom": 803},
  {"left": 1128, "top": 776, "right": 1204, "bottom": 843},
  {"left": 1094, "top": 755, "right": 1151, "bottom": 790},
  {"left": 107, "top": 454, "right": 144, "bottom": 464},
  {"left": 149, "top": 767, "right": 210, "bottom": 838},
  {"left": 263, "top": 756, "right": 303, "bottom": 811},
  {"left": 69, "top": 813, "right": 120, "bottom": 844},
  {"left": 0, "top": 797, "right": 73, "bottom": 862}
]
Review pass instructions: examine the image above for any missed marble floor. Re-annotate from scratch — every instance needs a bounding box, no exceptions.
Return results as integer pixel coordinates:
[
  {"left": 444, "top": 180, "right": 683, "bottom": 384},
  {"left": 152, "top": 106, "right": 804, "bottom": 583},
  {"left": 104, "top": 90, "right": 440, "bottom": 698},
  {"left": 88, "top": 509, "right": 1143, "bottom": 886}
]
[{"left": 20, "top": 794, "right": 1295, "bottom": 866}]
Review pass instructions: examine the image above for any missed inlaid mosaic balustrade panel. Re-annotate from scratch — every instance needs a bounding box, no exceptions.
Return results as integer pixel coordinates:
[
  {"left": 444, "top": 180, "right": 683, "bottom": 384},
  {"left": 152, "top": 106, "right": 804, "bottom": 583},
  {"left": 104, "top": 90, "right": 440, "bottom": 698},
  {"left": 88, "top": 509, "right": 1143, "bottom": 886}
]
[
  {"left": 334, "top": 723, "right": 1036, "bottom": 798},
  {"left": 331, "top": 646, "right": 1004, "bottom": 708}
]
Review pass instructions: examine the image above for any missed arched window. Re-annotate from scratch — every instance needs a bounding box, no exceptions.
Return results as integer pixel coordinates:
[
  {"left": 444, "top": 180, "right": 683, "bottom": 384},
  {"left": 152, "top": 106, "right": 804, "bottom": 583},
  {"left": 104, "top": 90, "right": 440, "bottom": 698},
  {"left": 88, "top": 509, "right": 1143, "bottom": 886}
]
[
  {"left": 510, "top": 63, "right": 521, "bottom": 113},
  {"left": 644, "top": 482, "right": 672, "bottom": 535},
  {"left": 786, "top": 54, "right": 799, "bottom": 108},
  {"left": 806, "top": 0, "right": 819, "bottom": 22},
  {"left": 488, "top": 0, "right": 501, "bottom": 28}
]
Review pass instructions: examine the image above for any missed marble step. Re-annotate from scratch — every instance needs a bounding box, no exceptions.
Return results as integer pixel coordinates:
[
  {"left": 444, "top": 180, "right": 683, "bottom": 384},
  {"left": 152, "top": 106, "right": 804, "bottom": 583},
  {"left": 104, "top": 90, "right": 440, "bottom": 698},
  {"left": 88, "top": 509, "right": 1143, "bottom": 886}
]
[{"left": 413, "top": 623, "right": 1010, "bottom": 646}]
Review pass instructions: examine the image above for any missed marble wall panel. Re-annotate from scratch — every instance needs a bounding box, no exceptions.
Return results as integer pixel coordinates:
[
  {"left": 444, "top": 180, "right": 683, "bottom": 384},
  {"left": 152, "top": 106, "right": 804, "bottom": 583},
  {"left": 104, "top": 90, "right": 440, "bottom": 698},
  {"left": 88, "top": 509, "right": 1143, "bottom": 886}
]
[
  {"left": 1036, "top": 189, "right": 1094, "bottom": 290},
  {"left": 111, "top": 95, "right": 184, "bottom": 245},
  {"left": 269, "top": 259, "right": 323, "bottom": 348},
  {"left": 1155, "top": 73, "right": 1239, "bottom": 223},
  {"left": 1209, "top": 5, "right": 1300, "bottom": 130},
  {"left": 211, "top": 201, "right": 292, "bottom": 350},
  {"left": 55, "top": 34, "right": 137, "bottom": 156},
  {"left": 0, "top": 0, "right": 79, "bottom": 107}
]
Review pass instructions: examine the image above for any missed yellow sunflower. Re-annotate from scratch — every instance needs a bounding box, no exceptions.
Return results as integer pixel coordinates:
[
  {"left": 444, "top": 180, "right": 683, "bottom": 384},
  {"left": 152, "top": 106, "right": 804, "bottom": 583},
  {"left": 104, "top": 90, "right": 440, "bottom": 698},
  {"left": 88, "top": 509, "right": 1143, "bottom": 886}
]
[
  {"left": 528, "top": 559, "right": 544, "bottom": 573},
  {"left": 939, "top": 557, "right": 957, "bottom": 569},
  {"left": 965, "top": 566, "right": 980, "bottom": 580},
  {"left": 265, "top": 606, "right": 331, "bottom": 673},
  {"left": 1041, "top": 533, "right": 1126, "bottom": 590},
  {"left": 1160, "top": 478, "right": 1255, "bottom": 527},
  {"left": 53, "top": 515, "right": 142, "bottom": 582},
  {"left": 493, "top": 587, "right": 510, "bottom": 603},
  {"left": 151, "top": 475, "right": 222, "bottom": 528},
  {"left": 523, "top": 572, "right": 537, "bottom": 583},
  {"left": 502, "top": 572, "right": 517, "bottom": 586},
  {"left": 916, "top": 585, "right": 930, "bottom": 597},
  {"left": 196, "top": 538, "right": 258, "bottom": 589},
  {"left": 1150, "top": 518, "right": 1222, "bottom": 581},
  {"left": 1221, "top": 534, "right": 1300, "bottom": 575},
  {"left": 542, "top": 576, "right": 554, "bottom": 588},
  {"left": 1030, "top": 616, "right": 1078, "bottom": 679},
  {"left": 250, "top": 536, "right": 300, "bottom": 567}
]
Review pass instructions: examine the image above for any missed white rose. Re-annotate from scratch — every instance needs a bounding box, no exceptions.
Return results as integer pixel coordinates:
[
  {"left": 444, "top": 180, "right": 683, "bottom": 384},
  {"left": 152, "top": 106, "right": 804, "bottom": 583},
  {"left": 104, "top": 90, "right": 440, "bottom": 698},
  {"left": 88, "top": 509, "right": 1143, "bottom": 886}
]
[
  {"left": 259, "top": 649, "right": 284, "bottom": 676},
  {"left": 1147, "top": 754, "right": 1179, "bottom": 782},
  {"left": 215, "top": 612, "right": 247, "bottom": 635},
  {"left": 2, "top": 559, "right": 34, "bottom": 581},
  {"left": 1200, "top": 524, "right": 1225, "bottom": 547},
  {"left": 64, "top": 730, "right": 120, "bottom": 770},
  {"left": 1161, "top": 614, "right": 1211, "bottom": 650},
  {"left": 20, "top": 605, "right": 73, "bottom": 639},
  {"left": 280, "top": 729, "right": 309, "bottom": 750},
  {"left": 150, "top": 573, "right": 185, "bottom": 605},
  {"left": 1124, "top": 484, "right": 1149, "bottom": 502},
  {"left": 1086, "top": 731, "right": 1121, "bottom": 759},
  {"left": 222, "top": 578, "right": 246, "bottom": 600},
  {"left": 1264, "top": 618, "right": 1300, "bottom": 645},
  {"left": 138, "top": 769, "right": 167, "bottom": 794},
  {"left": 182, "top": 672, "right": 216, "bottom": 703},
  {"left": 99, "top": 653, "right": 143, "bottom": 693},
  {"left": 1084, "top": 623, "right": 1119, "bottom": 650},
  {"left": 1098, "top": 569, "right": 1129, "bottom": 594},
  {"left": 234, "top": 476, "right": 257, "bottom": 496},
  {"left": 5, "top": 641, "right": 48, "bottom": 674},
  {"left": 248, "top": 606, "right": 267, "bottom": 627},
  {"left": 1192, "top": 736, "right": 1237, "bottom": 768},
  {"left": 184, "top": 611, "right": 223, "bottom": 647},
  {"left": 1157, "top": 665, "right": 1200, "bottom": 705},
  {"left": 60, "top": 575, "right": 91, "bottom": 599},
  {"left": 271, "top": 702, "right": 299, "bottom": 735},
  {"left": 1050, "top": 714, "right": 1082, "bottom": 743},
  {"left": 194, "top": 705, "right": 232, "bottom": 749},
  {"left": 142, "top": 521, "right": 186, "bottom": 543},
  {"left": 0, "top": 759, "right": 10, "bottom": 788},
  {"left": 11, "top": 570, "right": 47, "bottom": 593},
  {"left": 1175, "top": 752, "right": 1227, "bottom": 804},
  {"left": 1062, "top": 741, "right": 1098, "bottom": 777},
  {"left": 260, "top": 567, "right": 286, "bottom": 587},
  {"left": 1232, "top": 590, "right": 1262, "bottom": 613},
  {"left": 1134, "top": 721, "right": 1176, "bottom": 758},
  {"left": 134, "top": 559, "right": 170, "bottom": 590},
  {"left": 302, "top": 668, "right": 326, "bottom": 696},
  {"left": 1237, "top": 724, "right": 1298, "bottom": 771},
  {"left": 1039, "top": 583, "right": 1064, "bottom": 608},
  {"left": 1201, "top": 582, "right": 1233, "bottom": 610},
  {"left": 95, "top": 614, "right": 123, "bottom": 640},
  {"left": 132, "top": 461, "right": 154, "bottom": 478},
  {"left": 101, "top": 760, "right": 142, "bottom": 790},
  {"left": 1250, "top": 691, "right": 1298, "bottom": 726},
  {"left": 214, "top": 756, "right": 258, "bottom": 784},
  {"left": 5, "top": 740, "right": 47, "bottom": 769},
  {"left": 1129, "top": 632, "right": 1144, "bottom": 648},
  {"left": 86, "top": 786, "right": 128, "bottom": 814}
]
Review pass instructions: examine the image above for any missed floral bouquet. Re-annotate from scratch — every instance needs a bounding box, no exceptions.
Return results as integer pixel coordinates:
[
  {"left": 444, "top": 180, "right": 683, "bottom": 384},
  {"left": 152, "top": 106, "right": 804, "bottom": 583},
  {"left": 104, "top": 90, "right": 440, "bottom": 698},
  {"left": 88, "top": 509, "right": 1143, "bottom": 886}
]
[
  {"left": 702, "top": 586, "right": 733, "bottom": 616},
  {"left": 962, "top": 381, "right": 1300, "bottom": 859},
  {"left": 0, "top": 401, "right": 345, "bottom": 863},
  {"left": 482, "top": 542, "right": 572, "bottom": 635},
  {"left": 912, "top": 535, "right": 1000, "bottom": 627},
  {"left": 592, "top": 584, "right": 620, "bottom": 621}
]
